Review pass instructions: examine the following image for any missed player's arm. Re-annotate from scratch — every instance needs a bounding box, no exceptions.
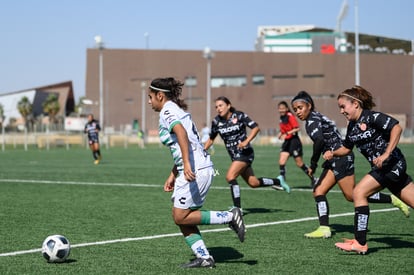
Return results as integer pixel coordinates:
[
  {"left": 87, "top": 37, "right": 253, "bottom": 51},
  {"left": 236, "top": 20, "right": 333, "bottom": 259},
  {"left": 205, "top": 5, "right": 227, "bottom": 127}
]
[
  {"left": 239, "top": 125, "right": 260, "bottom": 148},
  {"left": 204, "top": 138, "right": 214, "bottom": 151},
  {"left": 164, "top": 166, "right": 177, "bottom": 192},
  {"left": 373, "top": 123, "right": 402, "bottom": 169},
  {"left": 323, "top": 146, "right": 351, "bottom": 160},
  {"left": 172, "top": 123, "right": 195, "bottom": 182}
]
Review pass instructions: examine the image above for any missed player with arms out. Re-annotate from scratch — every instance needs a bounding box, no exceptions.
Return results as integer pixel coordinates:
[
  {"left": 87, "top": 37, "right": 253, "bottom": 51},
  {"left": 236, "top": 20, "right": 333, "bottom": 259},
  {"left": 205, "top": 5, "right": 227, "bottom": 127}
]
[
  {"left": 148, "top": 77, "right": 245, "bottom": 268},
  {"left": 204, "top": 96, "right": 290, "bottom": 211},
  {"left": 84, "top": 114, "right": 102, "bottom": 164}
]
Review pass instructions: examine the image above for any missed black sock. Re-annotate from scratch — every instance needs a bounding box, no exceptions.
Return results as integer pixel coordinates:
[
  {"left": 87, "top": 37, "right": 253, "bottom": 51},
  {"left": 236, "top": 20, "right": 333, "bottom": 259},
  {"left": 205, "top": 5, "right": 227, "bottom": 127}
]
[
  {"left": 301, "top": 164, "right": 313, "bottom": 181},
  {"left": 280, "top": 165, "right": 286, "bottom": 179},
  {"left": 315, "top": 195, "right": 329, "bottom": 226},
  {"left": 300, "top": 164, "right": 309, "bottom": 175},
  {"left": 92, "top": 151, "right": 97, "bottom": 160},
  {"left": 367, "top": 192, "right": 391, "bottom": 203},
  {"left": 354, "top": 205, "right": 370, "bottom": 245},
  {"left": 229, "top": 180, "right": 241, "bottom": 208}
]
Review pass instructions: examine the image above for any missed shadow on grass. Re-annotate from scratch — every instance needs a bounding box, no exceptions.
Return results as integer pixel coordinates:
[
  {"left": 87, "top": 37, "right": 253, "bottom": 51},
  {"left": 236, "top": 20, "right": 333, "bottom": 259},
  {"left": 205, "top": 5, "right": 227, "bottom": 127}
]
[
  {"left": 330, "top": 223, "right": 354, "bottom": 235},
  {"left": 209, "top": 246, "right": 257, "bottom": 266},
  {"left": 369, "top": 235, "right": 414, "bottom": 251}
]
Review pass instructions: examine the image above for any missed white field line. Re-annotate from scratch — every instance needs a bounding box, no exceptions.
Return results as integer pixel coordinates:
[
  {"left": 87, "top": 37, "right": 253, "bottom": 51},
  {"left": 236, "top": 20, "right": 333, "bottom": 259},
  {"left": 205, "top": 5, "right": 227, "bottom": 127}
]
[
  {"left": 0, "top": 206, "right": 397, "bottom": 257},
  {"left": 0, "top": 178, "right": 342, "bottom": 193}
]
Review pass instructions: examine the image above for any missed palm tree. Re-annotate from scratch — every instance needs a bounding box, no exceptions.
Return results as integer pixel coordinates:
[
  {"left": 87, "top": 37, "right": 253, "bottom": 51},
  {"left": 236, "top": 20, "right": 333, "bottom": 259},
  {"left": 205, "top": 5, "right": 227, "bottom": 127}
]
[
  {"left": 42, "top": 94, "right": 60, "bottom": 126},
  {"left": 17, "top": 96, "right": 33, "bottom": 131}
]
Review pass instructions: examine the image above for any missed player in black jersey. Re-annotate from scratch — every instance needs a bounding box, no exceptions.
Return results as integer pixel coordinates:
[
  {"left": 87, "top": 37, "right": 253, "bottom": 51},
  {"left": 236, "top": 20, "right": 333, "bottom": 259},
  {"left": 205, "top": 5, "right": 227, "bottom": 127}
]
[
  {"left": 84, "top": 114, "right": 102, "bottom": 164},
  {"left": 323, "top": 86, "right": 414, "bottom": 254},
  {"left": 277, "top": 101, "right": 316, "bottom": 187},
  {"left": 291, "top": 91, "right": 409, "bottom": 240},
  {"left": 204, "top": 96, "right": 290, "bottom": 210}
]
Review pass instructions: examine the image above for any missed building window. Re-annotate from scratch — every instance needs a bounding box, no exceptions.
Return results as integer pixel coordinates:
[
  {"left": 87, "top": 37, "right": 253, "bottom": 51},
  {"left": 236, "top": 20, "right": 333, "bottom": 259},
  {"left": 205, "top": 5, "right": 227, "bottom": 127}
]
[
  {"left": 184, "top": 76, "right": 197, "bottom": 87},
  {"left": 272, "top": 74, "right": 297, "bottom": 79},
  {"left": 211, "top": 76, "right": 246, "bottom": 88},
  {"left": 302, "top": 74, "right": 324, "bottom": 78},
  {"left": 252, "top": 75, "right": 265, "bottom": 85}
]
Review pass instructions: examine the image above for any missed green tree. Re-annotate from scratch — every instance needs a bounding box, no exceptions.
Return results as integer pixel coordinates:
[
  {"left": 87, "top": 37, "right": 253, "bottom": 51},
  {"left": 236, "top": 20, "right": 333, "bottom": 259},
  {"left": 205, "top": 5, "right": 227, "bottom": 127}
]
[
  {"left": 42, "top": 94, "right": 60, "bottom": 125},
  {"left": 17, "top": 96, "right": 33, "bottom": 130}
]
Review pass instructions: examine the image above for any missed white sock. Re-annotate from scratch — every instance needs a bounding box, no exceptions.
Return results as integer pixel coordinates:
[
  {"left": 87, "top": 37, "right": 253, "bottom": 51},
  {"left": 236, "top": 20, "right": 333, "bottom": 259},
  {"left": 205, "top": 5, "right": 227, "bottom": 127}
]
[
  {"left": 209, "top": 211, "right": 233, "bottom": 224},
  {"left": 191, "top": 239, "right": 210, "bottom": 259}
]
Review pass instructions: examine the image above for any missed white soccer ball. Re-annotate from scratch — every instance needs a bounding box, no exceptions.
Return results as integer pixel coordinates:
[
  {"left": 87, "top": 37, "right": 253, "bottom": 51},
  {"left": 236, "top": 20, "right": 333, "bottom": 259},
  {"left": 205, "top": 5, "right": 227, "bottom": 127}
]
[{"left": 41, "top": 235, "right": 71, "bottom": 263}]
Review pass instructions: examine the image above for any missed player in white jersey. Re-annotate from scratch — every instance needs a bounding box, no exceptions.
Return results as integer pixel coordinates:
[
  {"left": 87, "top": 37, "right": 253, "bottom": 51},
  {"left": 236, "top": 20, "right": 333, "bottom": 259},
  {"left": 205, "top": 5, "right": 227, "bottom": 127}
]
[{"left": 148, "top": 77, "right": 245, "bottom": 269}]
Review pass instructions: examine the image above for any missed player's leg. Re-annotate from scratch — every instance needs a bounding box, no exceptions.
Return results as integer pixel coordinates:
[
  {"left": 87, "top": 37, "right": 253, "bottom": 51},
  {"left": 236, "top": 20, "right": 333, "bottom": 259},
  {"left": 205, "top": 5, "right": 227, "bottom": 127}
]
[
  {"left": 225, "top": 160, "right": 248, "bottom": 208},
  {"left": 304, "top": 169, "right": 336, "bottom": 238},
  {"left": 335, "top": 174, "right": 381, "bottom": 254},
  {"left": 240, "top": 165, "right": 290, "bottom": 193}
]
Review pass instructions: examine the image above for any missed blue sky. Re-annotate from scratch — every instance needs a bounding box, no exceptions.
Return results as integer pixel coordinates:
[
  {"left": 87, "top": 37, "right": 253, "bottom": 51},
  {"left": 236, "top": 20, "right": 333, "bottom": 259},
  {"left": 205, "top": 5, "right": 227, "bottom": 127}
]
[{"left": 1, "top": 0, "right": 413, "bottom": 100}]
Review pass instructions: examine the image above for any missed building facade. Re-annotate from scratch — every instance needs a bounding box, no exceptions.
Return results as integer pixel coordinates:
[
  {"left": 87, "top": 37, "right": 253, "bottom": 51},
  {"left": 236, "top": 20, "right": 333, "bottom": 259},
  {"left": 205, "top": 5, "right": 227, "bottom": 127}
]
[{"left": 85, "top": 48, "right": 414, "bottom": 139}]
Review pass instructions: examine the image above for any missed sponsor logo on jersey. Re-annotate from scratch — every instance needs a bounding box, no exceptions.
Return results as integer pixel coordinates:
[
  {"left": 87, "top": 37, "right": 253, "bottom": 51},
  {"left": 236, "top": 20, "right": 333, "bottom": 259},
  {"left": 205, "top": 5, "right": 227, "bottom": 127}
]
[{"left": 218, "top": 124, "right": 240, "bottom": 134}]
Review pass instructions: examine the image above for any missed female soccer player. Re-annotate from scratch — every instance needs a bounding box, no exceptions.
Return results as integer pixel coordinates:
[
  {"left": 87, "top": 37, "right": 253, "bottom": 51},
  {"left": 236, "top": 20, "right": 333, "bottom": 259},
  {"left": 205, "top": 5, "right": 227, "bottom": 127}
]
[
  {"left": 203, "top": 96, "right": 290, "bottom": 210},
  {"left": 291, "top": 91, "right": 409, "bottom": 239},
  {"left": 277, "top": 101, "right": 316, "bottom": 187},
  {"left": 323, "top": 85, "right": 414, "bottom": 254},
  {"left": 148, "top": 77, "right": 245, "bottom": 268},
  {"left": 84, "top": 114, "right": 102, "bottom": 164}
]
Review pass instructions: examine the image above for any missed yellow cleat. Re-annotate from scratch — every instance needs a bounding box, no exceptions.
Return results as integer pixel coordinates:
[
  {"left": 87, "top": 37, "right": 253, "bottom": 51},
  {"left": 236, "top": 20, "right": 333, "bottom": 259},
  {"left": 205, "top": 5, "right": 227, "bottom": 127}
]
[
  {"left": 304, "top": 226, "right": 331, "bottom": 238},
  {"left": 391, "top": 194, "right": 410, "bottom": 218},
  {"left": 94, "top": 159, "right": 100, "bottom": 165}
]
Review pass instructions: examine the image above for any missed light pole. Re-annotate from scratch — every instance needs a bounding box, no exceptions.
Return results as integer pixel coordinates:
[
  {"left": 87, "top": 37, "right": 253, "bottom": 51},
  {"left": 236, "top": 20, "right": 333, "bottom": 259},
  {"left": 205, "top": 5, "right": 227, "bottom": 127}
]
[
  {"left": 203, "top": 47, "right": 214, "bottom": 124},
  {"left": 94, "top": 35, "right": 105, "bottom": 130},
  {"left": 141, "top": 81, "right": 147, "bottom": 135},
  {"left": 354, "top": 0, "right": 360, "bottom": 85}
]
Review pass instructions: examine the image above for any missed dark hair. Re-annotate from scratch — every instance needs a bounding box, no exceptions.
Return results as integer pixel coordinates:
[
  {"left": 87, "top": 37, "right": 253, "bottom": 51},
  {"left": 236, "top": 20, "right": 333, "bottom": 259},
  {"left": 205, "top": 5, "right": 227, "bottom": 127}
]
[
  {"left": 215, "top": 96, "right": 236, "bottom": 112},
  {"left": 291, "top": 91, "right": 315, "bottom": 111},
  {"left": 338, "top": 85, "right": 376, "bottom": 110},
  {"left": 278, "top": 101, "right": 291, "bottom": 113},
  {"left": 149, "top": 77, "right": 187, "bottom": 110}
]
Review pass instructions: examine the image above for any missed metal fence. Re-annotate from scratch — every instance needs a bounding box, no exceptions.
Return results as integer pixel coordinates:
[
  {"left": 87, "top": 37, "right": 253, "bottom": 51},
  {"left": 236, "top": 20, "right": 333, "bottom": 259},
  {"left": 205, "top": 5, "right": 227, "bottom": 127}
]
[{"left": 1, "top": 128, "right": 414, "bottom": 151}]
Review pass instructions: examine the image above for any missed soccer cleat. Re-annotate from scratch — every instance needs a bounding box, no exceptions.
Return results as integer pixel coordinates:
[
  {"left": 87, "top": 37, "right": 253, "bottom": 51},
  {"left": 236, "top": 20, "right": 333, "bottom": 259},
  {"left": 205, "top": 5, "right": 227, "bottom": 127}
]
[
  {"left": 228, "top": 206, "right": 244, "bottom": 216},
  {"left": 335, "top": 238, "right": 368, "bottom": 255},
  {"left": 180, "top": 256, "right": 216, "bottom": 268},
  {"left": 391, "top": 194, "right": 410, "bottom": 218},
  {"left": 229, "top": 207, "right": 245, "bottom": 242},
  {"left": 304, "top": 226, "right": 331, "bottom": 238},
  {"left": 272, "top": 175, "right": 291, "bottom": 193},
  {"left": 94, "top": 159, "right": 100, "bottom": 165}
]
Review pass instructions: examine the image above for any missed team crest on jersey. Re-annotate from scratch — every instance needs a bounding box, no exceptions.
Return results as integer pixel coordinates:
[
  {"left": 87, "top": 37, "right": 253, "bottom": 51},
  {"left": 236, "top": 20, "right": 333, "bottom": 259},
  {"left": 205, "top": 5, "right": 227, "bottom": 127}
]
[
  {"left": 232, "top": 117, "right": 238, "bottom": 124},
  {"left": 359, "top": 122, "right": 367, "bottom": 131}
]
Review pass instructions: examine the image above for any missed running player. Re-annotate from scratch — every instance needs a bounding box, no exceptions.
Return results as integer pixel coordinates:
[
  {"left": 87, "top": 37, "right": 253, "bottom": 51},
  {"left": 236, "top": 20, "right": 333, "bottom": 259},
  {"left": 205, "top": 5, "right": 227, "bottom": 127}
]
[
  {"left": 277, "top": 101, "right": 316, "bottom": 187},
  {"left": 323, "top": 85, "right": 413, "bottom": 254},
  {"left": 204, "top": 96, "right": 290, "bottom": 211},
  {"left": 148, "top": 77, "right": 245, "bottom": 268},
  {"left": 291, "top": 90, "right": 409, "bottom": 239},
  {"left": 84, "top": 114, "right": 102, "bottom": 164}
]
